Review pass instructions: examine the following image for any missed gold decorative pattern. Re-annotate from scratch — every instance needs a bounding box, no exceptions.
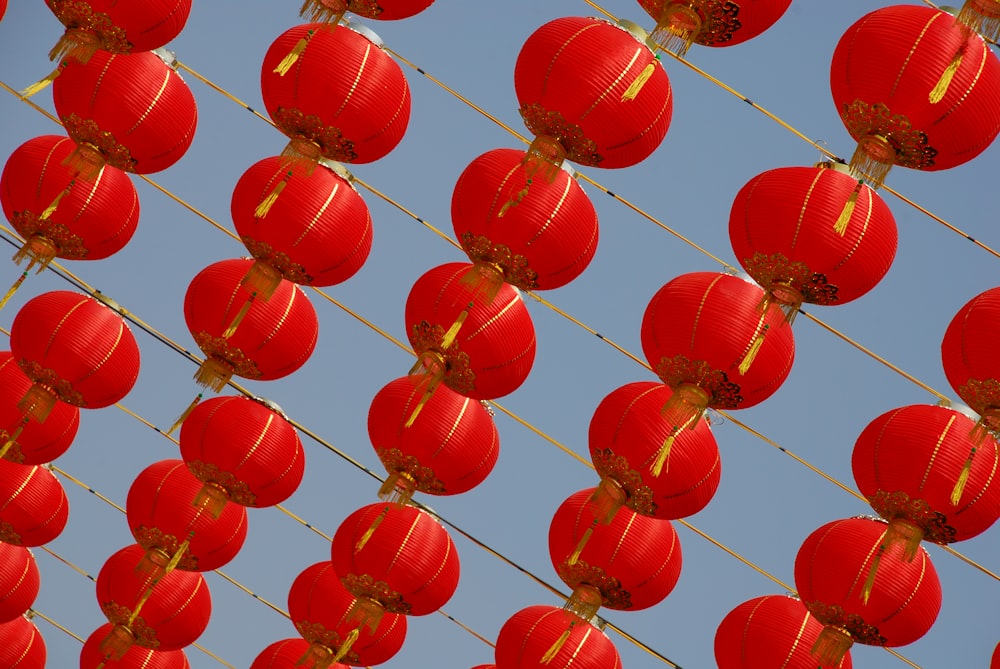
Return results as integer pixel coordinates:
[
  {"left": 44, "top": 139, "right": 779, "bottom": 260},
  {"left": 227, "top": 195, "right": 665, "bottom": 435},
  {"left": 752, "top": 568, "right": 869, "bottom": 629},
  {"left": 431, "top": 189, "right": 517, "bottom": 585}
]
[
  {"left": 10, "top": 211, "right": 88, "bottom": 259},
  {"left": 0, "top": 431, "right": 24, "bottom": 463},
  {"left": 192, "top": 332, "right": 263, "bottom": 380},
  {"left": 459, "top": 232, "right": 539, "bottom": 290},
  {"left": 186, "top": 460, "right": 257, "bottom": 506},
  {"left": 17, "top": 361, "right": 85, "bottom": 407},
  {"left": 557, "top": 559, "right": 634, "bottom": 610},
  {"left": 742, "top": 252, "right": 840, "bottom": 305},
  {"left": 133, "top": 525, "right": 199, "bottom": 571},
  {"left": 240, "top": 236, "right": 313, "bottom": 284},
  {"left": 518, "top": 103, "right": 603, "bottom": 166},
  {"left": 61, "top": 114, "right": 136, "bottom": 172},
  {"left": 653, "top": 354, "right": 743, "bottom": 409},
  {"left": 341, "top": 573, "right": 410, "bottom": 614},
  {"left": 804, "top": 601, "right": 887, "bottom": 646},
  {"left": 839, "top": 100, "right": 937, "bottom": 170},
  {"left": 273, "top": 107, "right": 357, "bottom": 163},
  {"left": 100, "top": 603, "right": 159, "bottom": 649},
  {"left": 957, "top": 378, "right": 1000, "bottom": 431},
  {"left": 589, "top": 448, "right": 658, "bottom": 516},
  {"left": 867, "top": 489, "right": 956, "bottom": 544},
  {"left": 294, "top": 620, "right": 347, "bottom": 655},
  {"left": 0, "top": 521, "right": 22, "bottom": 545},
  {"left": 375, "top": 448, "right": 447, "bottom": 495},
  {"left": 409, "top": 322, "right": 476, "bottom": 395},
  {"left": 48, "top": 1, "right": 132, "bottom": 54}
]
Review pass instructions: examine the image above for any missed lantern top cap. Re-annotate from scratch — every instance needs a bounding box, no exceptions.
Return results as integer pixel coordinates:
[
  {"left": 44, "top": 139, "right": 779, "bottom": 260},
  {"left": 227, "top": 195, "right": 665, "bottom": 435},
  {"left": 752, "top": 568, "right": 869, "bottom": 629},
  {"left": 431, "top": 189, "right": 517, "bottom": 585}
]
[
  {"left": 613, "top": 17, "right": 658, "bottom": 52},
  {"left": 252, "top": 395, "right": 289, "bottom": 420},
  {"left": 152, "top": 47, "right": 180, "bottom": 72},
  {"left": 343, "top": 16, "right": 384, "bottom": 48}
]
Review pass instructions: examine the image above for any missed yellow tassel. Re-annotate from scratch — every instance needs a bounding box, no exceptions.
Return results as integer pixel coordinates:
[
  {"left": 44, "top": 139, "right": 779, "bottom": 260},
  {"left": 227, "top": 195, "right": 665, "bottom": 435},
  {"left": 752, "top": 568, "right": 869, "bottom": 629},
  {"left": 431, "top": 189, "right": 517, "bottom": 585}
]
[
  {"left": 441, "top": 305, "right": 472, "bottom": 350},
  {"left": 300, "top": 0, "right": 348, "bottom": 24},
  {"left": 567, "top": 522, "right": 596, "bottom": 566},
  {"left": 193, "top": 482, "right": 229, "bottom": 519},
  {"left": 498, "top": 180, "right": 531, "bottom": 217},
  {"left": 849, "top": 135, "right": 895, "bottom": 190},
  {"left": 650, "top": 428, "right": 679, "bottom": 477},
  {"left": 19, "top": 65, "right": 63, "bottom": 99},
  {"left": 39, "top": 182, "right": 73, "bottom": 221},
  {"left": 331, "top": 628, "right": 360, "bottom": 664},
  {"left": 541, "top": 626, "right": 573, "bottom": 664},
  {"left": 18, "top": 384, "right": 58, "bottom": 424},
  {"left": 222, "top": 293, "right": 256, "bottom": 339},
  {"left": 193, "top": 357, "right": 234, "bottom": 392},
  {"left": 833, "top": 183, "right": 862, "bottom": 236},
  {"left": 957, "top": 1, "right": 1000, "bottom": 42},
  {"left": 621, "top": 62, "right": 656, "bottom": 101},
  {"left": 355, "top": 506, "right": 390, "bottom": 553},
  {"left": 254, "top": 173, "right": 291, "bottom": 218},
  {"left": 929, "top": 48, "right": 964, "bottom": 104},
  {"left": 163, "top": 537, "right": 191, "bottom": 576},
  {"left": 811, "top": 626, "right": 854, "bottom": 667},
  {"left": 951, "top": 447, "right": 975, "bottom": 506},
  {"left": 273, "top": 32, "right": 312, "bottom": 76},
  {"left": 167, "top": 394, "right": 202, "bottom": 435},
  {"left": 738, "top": 324, "right": 769, "bottom": 375},
  {"left": 0, "top": 272, "right": 28, "bottom": 311},
  {"left": 651, "top": 4, "right": 702, "bottom": 56},
  {"left": 860, "top": 542, "right": 885, "bottom": 605},
  {"left": 522, "top": 135, "right": 566, "bottom": 183},
  {"left": 0, "top": 422, "right": 26, "bottom": 460},
  {"left": 459, "top": 263, "right": 505, "bottom": 306},
  {"left": 405, "top": 355, "right": 447, "bottom": 427}
]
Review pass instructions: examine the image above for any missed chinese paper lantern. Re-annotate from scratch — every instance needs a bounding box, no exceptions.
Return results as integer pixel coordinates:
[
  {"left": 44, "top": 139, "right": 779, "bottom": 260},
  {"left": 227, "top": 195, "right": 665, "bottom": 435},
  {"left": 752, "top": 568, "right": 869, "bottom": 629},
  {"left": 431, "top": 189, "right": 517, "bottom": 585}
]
[
  {"left": 183, "top": 258, "right": 319, "bottom": 392},
  {"left": 451, "top": 148, "right": 599, "bottom": 293},
  {"left": 640, "top": 271, "right": 795, "bottom": 433},
  {"left": 993, "top": 640, "right": 1000, "bottom": 669},
  {"left": 126, "top": 459, "right": 249, "bottom": 572},
  {"left": 81, "top": 624, "right": 191, "bottom": 669},
  {"left": 9, "top": 290, "right": 140, "bottom": 423},
  {"left": 51, "top": 49, "right": 198, "bottom": 175},
  {"left": 588, "top": 381, "right": 721, "bottom": 520},
  {"left": 0, "top": 352, "right": 79, "bottom": 465},
  {"left": 0, "top": 460, "right": 69, "bottom": 546},
  {"left": 729, "top": 163, "right": 897, "bottom": 319},
  {"left": 368, "top": 375, "right": 499, "bottom": 501},
  {"left": 514, "top": 16, "right": 672, "bottom": 171},
  {"left": 0, "top": 544, "right": 39, "bottom": 623},
  {"left": 300, "top": 0, "right": 434, "bottom": 23},
  {"left": 230, "top": 155, "right": 372, "bottom": 300},
  {"left": 852, "top": 403, "right": 1000, "bottom": 559},
  {"left": 494, "top": 604, "right": 621, "bottom": 669},
  {"left": 548, "top": 487, "right": 682, "bottom": 615},
  {"left": 330, "top": 502, "right": 459, "bottom": 617},
  {"left": 942, "top": 286, "right": 1000, "bottom": 438},
  {"left": 96, "top": 544, "right": 211, "bottom": 658},
  {"left": 251, "top": 638, "right": 348, "bottom": 669},
  {"left": 0, "top": 0, "right": 6, "bottom": 22},
  {"left": 0, "top": 616, "right": 46, "bottom": 669},
  {"left": 830, "top": 4, "right": 1000, "bottom": 188},
  {"left": 0, "top": 134, "right": 139, "bottom": 274},
  {"left": 179, "top": 395, "right": 305, "bottom": 517},
  {"left": 714, "top": 594, "right": 853, "bottom": 669},
  {"left": 288, "top": 561, "right": 407, "bottom": 666},
  {"left": 794, "top": 517, "right": 942, "bottom": 666},
  {"left": 260, "top": 22, "right": 410, "bottom": 165},
  {"left": 636, "top": 0, "right": 791, "bottom": 55}
]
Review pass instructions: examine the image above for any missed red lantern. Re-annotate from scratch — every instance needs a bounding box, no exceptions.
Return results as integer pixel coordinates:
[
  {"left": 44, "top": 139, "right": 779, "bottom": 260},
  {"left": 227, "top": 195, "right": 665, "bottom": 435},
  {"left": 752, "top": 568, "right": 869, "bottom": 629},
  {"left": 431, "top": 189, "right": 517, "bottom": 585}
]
[
  {"left": 588, "top": 381, "right": 721, "bottom": 520},
  {"left": 0, "top": 544, "right": 39, "bottom": 623},
  {"left": 451, "top": 148, "right": 599, "bottom": 292},
  {"left": 0, "top": 134, "right": 140, "bottom": 272},
  {"left": 251, "top": 638, "right": 347, "bottom": 669},
  {"left": 126, "top": 459, "right": 249, "bottom": 572},
  {"left": 330, "top": 502, "right": 460, "bottom": 616},
  {"left": 0, "top": 352, "right": 79, "bottom": 465},
  {"left": 794, "top": 517, "right": 942, "bottom": 666},
  {"left": 52, "top": 49, "right": 198, "bottom": 175},
  {"left": 9, "top": 290, "right": 140, "bottom": 423},
  {"left": 368, "top": 375, "right": 499, "bottom": 501},
  {"left": 81, "top": 624, "right": 191, "bottom": 669},
  {"left": 514, "top": 16, "right": 672, "bottom": 171},
  {"left": 0, "top": 616, "right": 46, "bottom": 669},
  {"left": 729, "top": 163, "right": 897, "bottom": 319},
  {"left": 852, "top": 404, "right": 1000, "bottom": 557},
  {"left": 179, "top": 395, "right": 305, "bottom": 516},
  {"left": 300, "top": 0, "right": 434, "bottom": 23},
  {"left": 636, "top": 0, "right": 791, "bottom": 55},
  {"left": 548, "top": 487, "right": 682, "bottom": 614},
  {"left": 288, "top": 561, "right": 407, "bottom": 666},
  {"left": 231, "top": 156, "right": 373, "bottom": 299},
  {"left": 942, "top": 286, "right": 1000, "bottom": 437},
  {"left": 260, "top": 22, "right": 410, "bottom": 165},
  {"left": 183, "top": 258, "right": 319, "bottom": 392},
  {"left": 0, "top": 1, "right": 6, "bottom": 21},
  {"left": 96, "top": 544, "right": 212, "bottom": 657},
  {"left": 0, "top": 460, "right": 69, "bottom": 546},
  {"left": 714, "top": 594, "right": 853, "bottom": 669},
  {"left": 993, "top": 640, "right": 1000, "bottom": 669},
  {"left": 830, "top": 4, "right": 1000, "bottom": 188},
  {"left": 405, "top": 262, "right": 536, "bottom": 402},
  {"left": 494, "top": 604, "right": 621, "bottom": 669}
]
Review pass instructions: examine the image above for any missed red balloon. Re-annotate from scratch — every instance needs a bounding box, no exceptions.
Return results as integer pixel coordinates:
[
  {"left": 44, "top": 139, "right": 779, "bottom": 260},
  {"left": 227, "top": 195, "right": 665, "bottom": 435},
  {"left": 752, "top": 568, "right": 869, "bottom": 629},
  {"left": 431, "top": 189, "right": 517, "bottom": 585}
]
[
  {"left": 300, "top": 0, "right": 434, "bottom": 22},
  {"left": 250, "top": 637, "right": 348, "bottom": 669},
  {"left": 942, "top": 286, "right": 1000, "bottom": 435},
  {"left": 0, "top": 616, "right": 46, "bottom": 668},
  {"left": 45, "top": 0, "right": 192, "bottom": 60},
  {"left": 81, "top": 624, "right": 191, "bottom": 669},
  {"left": 0, "top": 544, "right": 39, "bottom": 623},
  {"left": 636, "top": 0, "right": 791, "bottom": 53},
  {"left": 0, "top": 351, "right": 79, "bottom": 465},
  {"left": 494, "top": 605, "right": 621, "bottom": 669},
  {"left": 0, "top": 460, "right": 69, "bottom": 546}
]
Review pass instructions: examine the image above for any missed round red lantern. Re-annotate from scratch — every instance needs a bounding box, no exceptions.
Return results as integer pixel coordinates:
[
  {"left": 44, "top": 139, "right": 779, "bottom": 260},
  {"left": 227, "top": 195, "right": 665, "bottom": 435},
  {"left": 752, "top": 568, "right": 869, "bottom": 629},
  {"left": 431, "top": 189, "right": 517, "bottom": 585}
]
[
  {"left": 451, "top": 147, "right": 599, "bottom": 293},
  {"left": 993, "top": 639, "right": 1000, "bottom": 669},
  {"left": 0, "top": 544, "right": 39, "bottom": 623},
  {"left": 0, "top": 1, "right": 6, "bottom": 22},
  {"left": 251, "top": 638, "right": 347, "bottom": 669},
  {"left": 405, "top": 262, "right": 536, "bottom": 402},
  {"left": 288, "top": 561, "right": 407, "bottom": 666},
  {"left": 514, "top": 16, "right": 672, "bottom": 171},
  {"left": 179, "top": 395, "right": 305, "bottom": 516},
  {"left": 830, "top": 4, "right": 1000, "bottom": 188},
  {"left": 300, "top": 0, "right": 434, "bottom": 23},
  {"left": 494, "top": 604, "right": 621, "bottom": 669},
  {"left": 1, "top": 134, "right": 139, "bottom": 272},
  {"left": 183, "top": 258, "right": 319, "bottom": 392},
  {"left": 729, "top": 162, "right": 898, "bottom": 319},
  {"left": 0, "top": 351, "right": 79, "bottom": 465},
  {"left": 52, "top": 49, "right": 198, "bottom": 175},
  {"left": 0, "top": 616, "right": 46, "bottom": 669},
  {"left": 942, "top": 286, "right": 1000, "bottom": 438},
  {"left": 0, "top": 460, "right": 69, "bottom": 546},
  {"left": 260, "top": 22, "right": 410, "bottom": 165},
  {"left": 794, "top": 517, "right": 942, "bottom": 666},
  {"left": 126, "top": 459, "right": 249, "bottom": 572},
  {"left": 81, "top": 624, "right": 191, "bottom": 669},
  {"left": 714, "top": 594, "right": 853, "bottom": 669},
  {"left": 231, "top": 155, "right": 372, "bottom": 300},
  {"left": 368, "top": 375, "right": 499, "bottom": 501},
  {"left": 9, "top": 290, "right": 140, "bottom": 423},
  {"left": 636, "top": 0, "right": 791, "bottom": 55},
  {"left": 852, "top": 403, "right": 1000, "bottom": 556},
  {"left": 589, "top": 381, "right": 721, "bottom": 520},
  {"left": 330, "top": 502, "right": 460, "bottom": 616}
]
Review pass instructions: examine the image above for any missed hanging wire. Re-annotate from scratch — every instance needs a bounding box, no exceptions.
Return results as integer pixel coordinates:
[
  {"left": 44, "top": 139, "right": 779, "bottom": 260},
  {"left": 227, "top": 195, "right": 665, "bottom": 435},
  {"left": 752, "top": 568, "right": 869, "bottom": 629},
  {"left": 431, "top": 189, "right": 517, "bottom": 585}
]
[{"left": 28, "top": 609, "right": 86, "bottom": 643}]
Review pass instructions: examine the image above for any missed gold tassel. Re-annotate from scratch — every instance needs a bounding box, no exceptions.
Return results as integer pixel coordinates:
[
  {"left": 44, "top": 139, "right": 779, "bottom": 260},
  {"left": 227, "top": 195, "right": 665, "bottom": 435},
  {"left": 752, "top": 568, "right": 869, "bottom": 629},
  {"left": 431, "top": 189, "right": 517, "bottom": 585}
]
[
  {"left": 659, "top": 383, "right": 709, "bottom": 434},
  {"left": 833, "top": 182, "right": 862, "bottom": 236},
  {"left": 13, "top": 236, "right": 59, "bottom": 274},
  {"left": 650, "top": 427, "right": 680, "bottom": 477},
  {"left": 587, "top": 477, "right": 626, "bottom": 525},
  {"left": 885, "top": 517, "right": 925, "bottom": 563},
  {"left": 331, "top": 628, "right": 360, "bottom": 664},
  {"left": 404, "top": 355, "right": 446, "bottom": 427},
  {"left": 567, "top": 521, "right": 597, "bottom": 566},
  {"left": 222, "top": 293, "right": 256, "bottom": 339},
  {"left": 0, "top": 272, "right": 28, "bottom": 311},
  {"left": 355, "top": 505, "right": 391, "bottom": 553},
  {"left": 498, "top": 179, "right": 532, "bottom": 217},
  {"left": 969, "top": 417, "right": 992, "bottom": 446},
  {"left": 849, "top": 135, "right": 895, "bottom": 190},
  {"left": 621, "top": 63, "right": 656, "bottom": 101},
  {"left": 193, "top": 357, "right": 235, "bottom": 392},
  {"left": 378, "top": 471, "right": 416, "bottom": 506},
  {"left": 48, "top": 30, "right": 100, "bottom": 64},
  {"left": 300, "top": 0, "right": 348, "bottom": 24},
  {"left": 738, "top": 324, "right": 769, "bottom": 375},
  {"left": 957, "top": 0, "right": 1000, "bottom": 42},
  {"left": 19, "top": 64, "right": 64, "bottom": 99},
  {"left": 459, "top": 263, "right": 505, "bottom": 306},
  {"left": 860, "top": 541, "right": 885, "bottom": 605},
  {"left": 441, "top": 305, "right": 472, "bottom": 350},
  {"left": 522, "top": 135, "right": 566, "bottom": 183},
  {"left": 273, "top": 32, "right": 313, "bottom": 76},
  {"left": 541, "top": 625, "right": 573, "bottom": 664},
  {"left": 167, "top": 394, "right": 202, "bottom": 435},
  {"left": 651, "top": 4, "right": 702, "bottom": 56},
  {"left": 254, "top": 172, "right": 291, "bottom": 218},
  {"left": 164, "top": 537, "right": 191, "bottom": 575},
  {"left": 39, "top": 182, "right": 73, "bottom": 220},
  {"left": 296, "top": 643, "right": 334, "bottom": 669},
  {"left": 18, "top": 384, "right": 58, "bottom": 424},
  {"left": 811, "top": 626, "right": 854, "bottom": 667},
  {"left": 193, "top": 482, "right": 229, "bottom": 519},
  {"left": 929, "top": 47, "right": 965, "bottom": 104},
  {"left": 951, "top": 447, "right": 976, "bottom": 506},
  {"left": 347, "top": 596, "right": 386, "bottom": 633},
  {"left": 0, "top": 421, "right": 26, "bottom": 460}
]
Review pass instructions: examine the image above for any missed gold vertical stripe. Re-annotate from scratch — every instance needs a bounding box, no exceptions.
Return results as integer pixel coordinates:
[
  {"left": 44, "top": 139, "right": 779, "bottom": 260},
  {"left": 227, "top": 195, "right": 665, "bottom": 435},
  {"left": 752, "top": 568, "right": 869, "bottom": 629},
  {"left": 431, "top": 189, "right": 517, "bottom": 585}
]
[
  {"left": 126, "top": 68, "right": 172, "bottom": 136},
  {"left": 580, "top": 48, "right": 642, "bottom": 120},
  {"left": 73, "top": 165, "right": 104, "bottom": 222},
  {"left": 792, "top": 170, "right": 825, "bottom": 249},
  {"left": 431, "top": 397, "right": 470, "bottom": 459},
  {"left": 1, "top": 466, "right": 39, "bottom": 512},
  {"left": 258, "top": 284, "right": 298, "bottom": 348},
  {"left": 486, "top": 162, "right": 522, "bottom": 217},
  {"left": 43, "top": 297, "right": 90, "bottom": 358},
  {"left": 71, "top": 318, "right": 128, "bottom": 389},
  {"left": 831, "top": 185, "right": 874, "bottom": 270},
  {"left": 527, "top": 175, "right": 573, "bottom": 245},
  {"left": 919, "top": 414, "right": 956, "bottom": 490},
  {"left": 335, "top": 43, "right": 372, "bottom": 117},
  {"left": 386, "top": 511, "right": 421, "bottom": 573},
  {"left": 936, "top": 41, "right": 989, "bottom": 122},
  {"left": 689, "top": 274, "right": 725, "bottom": 351},
  {"left": 90, "top": 56, "right": 115, "bottom": 108},
  {"left": 847, "top": 527, "right": 887, "bottom": 595},
  {"left": 607, "top": 511, "right": 636, "bottom": 563},
  {"left": 462, "top": 292, "right": 522, "bottom": 342},
  {"left": 292, "top": 181, "right": 340, "bottom": 246},
  {"left": 739, "top": 597, "right": 770, "bottom": 665},
  {"left": 541, "top": 24, "right": 601, "bottom": 98},
  {"left": 890, "top": 13, "right": 940, "bottom": 98},
  {"left": 237, "top": 413, "right": 275, "bottom": 469},
  {"left": 780, "top": 610, "right": 812, "bottom": 669}
]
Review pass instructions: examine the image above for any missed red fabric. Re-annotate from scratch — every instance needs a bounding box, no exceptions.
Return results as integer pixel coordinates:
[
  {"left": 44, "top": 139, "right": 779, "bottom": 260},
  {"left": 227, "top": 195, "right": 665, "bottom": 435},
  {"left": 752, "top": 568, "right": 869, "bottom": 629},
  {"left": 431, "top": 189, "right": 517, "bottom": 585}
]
[
  {"left": 794, "top": 517, "right": 942, "bottom": 648},
  {"left": 451, "top": 148, "right": 599, "bottom": 291},
  {"left": 96, "top": 544, "right": 212, "bottom": 651},
  {"left": 636, "top": 0, "right": 791, "bottom": 47},
  {"left": 260, "top": 23, "right": 410, "bottom": 164},
  {"left": 830, "top": 4, "right": 1000, "bottom": 172},
  {"left": 548, "top": 487, "right": 682, "bottom": 611},
  {"left": 0, "top": 460, "right": 69, "bottom": 547},
  {"left": 494, "top": 605, "right": 621, "bottom": 669},
  {"left": 514, "top": 16, "right": 672, "bottom": 169},
  {"left": 588, "top": 381, "right": 721, "bottom": 519},
  {"left": 368, "top": 375, "right": 499, "bottom": 495},
  {"left": 330, "top": 502, "right": 459, "bottom": 616},
  {"left": 992, "top": 640, "right": 1000, "bottom": 669},
  {"left": 80, "top": 623, "right": 191, "bottom": 669},
  {"left": 0, "top": 351, "right": 79, "bottom": 465},
  {"left": 0, "top": 544, "right": 39, "bottom": 624},
  {"left": 45, "top": 0, "right": 191, "bottom": 53},
  {"left": 179, "top": 395, "right": 305, "bottom": 509},
  {"left": 126, "top": 459, "right": 249, "bottom": 572},
  {"left": 250, "top": 638, "right": 348, "bottom": 669},
  {"left": 0, "top": 616, "right": 46, "bottom": 668},
  {"left": 942, "top": 286, "right": 1000, "bottom": 422},
  {"left": 404, "top": 262, "right": 536, "bottom": 400},
  {"left": 852, "top": 404, "right": 1000, "bottom": 543},
  {"left": 729, "top": 164, "right": 897, "bottom": 305},
  {"left": 287, "top": 561, "right": 407, "bottom": 666},
  {"left": 1, "top": 135, "right": 139, "bottom": 261},
  {"left": 232, "top": 156, "right": 372, "bottom": 288},
  {"left": 714, "top": 594, "right": 853, "bottom": 668}
]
